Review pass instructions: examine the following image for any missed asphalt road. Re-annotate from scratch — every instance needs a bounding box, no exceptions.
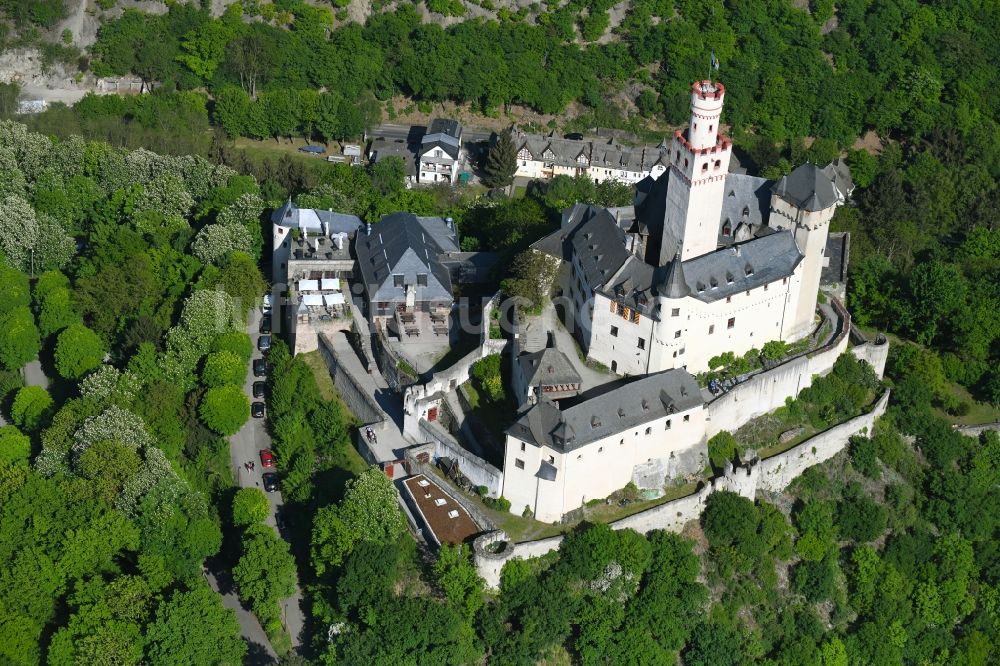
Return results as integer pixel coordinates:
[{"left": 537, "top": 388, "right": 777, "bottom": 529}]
[
  {"left": 229, "top": 308, "right": 306, "bottom": 651},
  {"left": 205, "top": 569, "right": 277, "bottom": 665},
  {"left": 369, "top": 122, "right": 493, "bottom": 145}
]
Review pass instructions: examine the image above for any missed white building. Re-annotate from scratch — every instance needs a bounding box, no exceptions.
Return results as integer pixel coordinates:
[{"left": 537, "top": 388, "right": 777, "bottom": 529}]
[
  {"left": 531, "top": 80, "right": 852, "bottom": 377},
  {"left": 502, "top": 369, "right": 706, "bottom": 522},
  {"left": 419, "top": 119, "right": 464, "bottom": 184},
  {"left": 501, "top": 79, "right": 855, "bottom": 522},
  {"left": 509, "top": 127, "right": 671, "bottom": 185}
]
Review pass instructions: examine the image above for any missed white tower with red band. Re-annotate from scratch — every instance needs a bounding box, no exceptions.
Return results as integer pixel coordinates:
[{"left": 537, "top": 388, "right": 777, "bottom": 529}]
[{"left": 659, "top": 80, "right": 733, "bottom": 265}]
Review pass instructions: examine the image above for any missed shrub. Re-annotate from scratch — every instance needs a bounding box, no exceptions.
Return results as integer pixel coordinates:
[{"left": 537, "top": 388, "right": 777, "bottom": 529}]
[
  {"left": 707, "top": 431, "right": 738, "bottom": 470},
  {"left": 484, "top": 495, "right": 511, "bottom": 512},
  {"left": 470, "top": 354, "right": 503, "bottom": 402},
  {"left": 848, "top": 435, "right": 880, "bottom": 479},
  {"left": 793, "top": 556, "right": 838, "bottom": 602}
]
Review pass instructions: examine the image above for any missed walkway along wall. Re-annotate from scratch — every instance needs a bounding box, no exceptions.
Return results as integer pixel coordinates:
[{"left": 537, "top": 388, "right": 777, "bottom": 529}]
[
  {"left": 705, "top": 299, "right": 888, "bottom": 436},
  {"left": 318, "top": 334, "right": 384, "bottom": 426},
  {"left": 474, "top": 389, "right": 891, "bottom": 588}
]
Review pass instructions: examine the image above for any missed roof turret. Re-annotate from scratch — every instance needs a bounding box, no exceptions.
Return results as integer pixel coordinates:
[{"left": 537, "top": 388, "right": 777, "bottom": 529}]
[{"left": 657, "top": 249, "right": 690, "bottom": 299}]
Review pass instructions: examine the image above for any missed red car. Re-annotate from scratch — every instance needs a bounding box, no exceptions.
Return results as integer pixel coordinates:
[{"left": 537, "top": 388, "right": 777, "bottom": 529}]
[{"left": 259, "top": 450, "right": 275, "bottom": 468}]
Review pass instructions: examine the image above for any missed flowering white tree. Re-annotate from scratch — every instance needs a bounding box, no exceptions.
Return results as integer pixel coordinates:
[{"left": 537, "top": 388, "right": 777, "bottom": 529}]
[
  {"left": 73, "top": 405, "right": 155, "bottom": 459},
  {"left": 80, "top": 364, "right": 142, "bottom": 405},
  {"left": 0, "top": 195, "right": 38, "bottom": 270},
  {"left": 191, "top": 222, "right": 253, "bottom": 265},
  {"left": 34, "top": 214, "right": 76, "bottom": 271},
  {"left": 216, "top": 192, "right": 265, "bottom": 227},
  {"left": 161, "top": 289, "right": 240, "bottom": 386},
  {"left": 135, "top": 173, "right": 195, "bottom": 221}
]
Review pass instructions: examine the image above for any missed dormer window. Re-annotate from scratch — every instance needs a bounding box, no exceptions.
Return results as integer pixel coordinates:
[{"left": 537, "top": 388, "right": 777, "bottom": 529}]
[
  {"left": 591, "top": 415, "right": 601, "bottom": 429},
  {"left": 726, "top": 272, "right": 734, "bottom": 284},
  {"left": 617, "top": 407, "right": 626, "bottom": 419},
  {"left": 722, "top": 221, "right": 731, "bottom": 236},
  {"left": 742, "top": 206, "right": 750, "bottom": 218},
  {"left": 641, "top": 399, "right": 649, "bottom": 411},
  {"left": 710, "top": 277, "right": 718, "bottom": 289},
  {"left": 745, "top": 264, "right": 754, "bottom": 276}
]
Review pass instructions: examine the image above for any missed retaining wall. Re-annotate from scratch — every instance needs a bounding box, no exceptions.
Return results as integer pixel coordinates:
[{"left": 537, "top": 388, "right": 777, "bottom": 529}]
[
  {"left": 706, "top": 300, "right": 889, "bottom": 436},
  {"left": 416, "top": 420, "right": 504, "bottom": 497},
  {"left": 318, "top": 335, "right": 383, "bottom": 426},
  {"left": 474, "top": 389, "right": 890, "bottom": 588}
]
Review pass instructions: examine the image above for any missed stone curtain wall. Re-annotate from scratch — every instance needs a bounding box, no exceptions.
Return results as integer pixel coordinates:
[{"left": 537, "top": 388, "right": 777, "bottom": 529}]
[
  {"left": 416, "top": 419, "right": 504, "bottom": 497},
  {"left": 755, "top": 390, "right": 889, "bottom": 491},
  {"left": 318, "top": 334, "right": 383, "bottom": 426},
  {"left": 474, "top": 389, "right": 891, "bottom": 588},
  {"left": 705, "top": 299, "right": 867, "bottom": 436}
]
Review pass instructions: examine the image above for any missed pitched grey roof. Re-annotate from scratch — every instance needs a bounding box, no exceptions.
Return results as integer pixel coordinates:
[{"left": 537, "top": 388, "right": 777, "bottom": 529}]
[
  {"left": 271, "top": 200, "right": 364, "bottom": 235},
  {"left": 822, "top": 158, "right": 854, "bottom": 200},
  {"left": 719, "top": 173, "right": 772, "bottom": 245},
  {"left": 507, "top": 369, "right": 703, "bottom": 453},
  {"left": 355, "top": 213, "right": 459, "bottom": 304},
  {"left": 518, "top": 348, "right": 581, "bottom": 388},
  {"left": 773, "top": 163, "right": 839, "bottom": 212},
  {"left": 680, "top": 231, "right": 803, "bottom": 303},
  {"left": 421, "top": 119, "right": 463, "bottom": 159}
]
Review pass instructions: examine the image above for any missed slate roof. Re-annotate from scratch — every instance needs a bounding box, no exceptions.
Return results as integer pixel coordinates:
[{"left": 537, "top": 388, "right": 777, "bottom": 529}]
[
  {"left": 511, "top": 128, "right": 670, "bottom": 174},
  {"left": 517, "top": 348, "right": 581, "bottom": 389},
  {"left": 719, "top": 173, "right": 772, "bottom": 245},
  {"left": 507, "top": 369, "right": 703, "bottom": 453},
  {"left": 822, "top": 232, "right": 849, "bottom": 284},
  {"left": 822, "top": 158, "right": 854, "bottom": 200},
  {"left": 420, "top": 119, "right": 462, "bottom": 159},
  {"left": 355, "top": 213, "right": 459, "bottom": 304},
  {"left": 370, "top": 139, "right": 417, "bottom": 176},
  {"left": 773, "top": 163, "right": 840, "bottom": 211},
  {"left": 681, "top": 231, "right": 803, "bottom": 302},
  {"left": 271, "top": 200, "right": 364, "bottom": 235}
]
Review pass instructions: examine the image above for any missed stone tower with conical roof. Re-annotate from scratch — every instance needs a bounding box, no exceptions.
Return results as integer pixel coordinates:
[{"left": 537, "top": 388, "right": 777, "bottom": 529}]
[
  {"left": 647, "top": 249, "right": 691, "bottom": 372},
  {"left": 770, "top": 163, "right": 841, "bottom": 339}
]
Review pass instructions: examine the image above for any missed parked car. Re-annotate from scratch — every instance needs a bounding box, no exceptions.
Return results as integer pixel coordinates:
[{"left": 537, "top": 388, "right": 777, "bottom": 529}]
[
  {"left": 251, "top": 402, "right": 266, "bottom": 418},
  {"left": 257, "top": 335, "right": 271, "bottom": 352},
  {"left": 565, "top": 132, "right": 585, "bottom": 140},
  {"left": 298, "top": 145, "right": 326, "bottom": 155},
  {"left": 253, "top": 358, "right": 267, "bottom": 377},
  {"left": 259, "top": 449, "right": 275, "bottom": 468},
  {"left": 262, "top": 294, "right": 272, "bottom": 314},
  {"left": 259, "top": 315, "right": 271, "bottom": 334},
  {"left": 252, "top": 381, "right": 266, "bottom": 398},
  {"left": 262, "top": 473, "right": 279, "bottom": 492}
]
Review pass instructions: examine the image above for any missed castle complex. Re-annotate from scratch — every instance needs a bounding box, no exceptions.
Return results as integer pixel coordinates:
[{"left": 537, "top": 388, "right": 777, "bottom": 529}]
[
  {"left": 499, "top": 80, "right": 863, "bottom": 522},
  {"left": 270, "top": 79, "right": 880, "bottom": 527}
]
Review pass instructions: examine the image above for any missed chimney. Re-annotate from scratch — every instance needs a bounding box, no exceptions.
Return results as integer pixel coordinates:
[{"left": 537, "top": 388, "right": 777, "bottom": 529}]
[
  {"left": 335, "top": 233, "right": 344, "bottom": 250},
  {"left": 322, "top": 220, "right": 329, "bottom": 236},
  {"left": 366, "top": 223, "right": 372, "bottom": 236},
  {"left": 445, "top": 217, "right": 453, "bottom": 230},
  {"left": 303, "top": 227, "right": 308, "bottom": 241},
  {"left": 314, "top": 238, "right": 320, "bottom": 253}
]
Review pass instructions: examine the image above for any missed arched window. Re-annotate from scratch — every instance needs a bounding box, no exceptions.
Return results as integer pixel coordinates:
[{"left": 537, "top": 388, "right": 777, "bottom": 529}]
[
  {"left": 684, "top": 158, "right": 688, "bottom": 168},
  {"left": 694, "top": 123, "right": 698, "bottom": 130},
  {"left": 722, "top": 220, "right": 731, "bottom": 236},
  {"left": 675, "top": 150, "right": 680, "bottom": 161},
  {"left": 701, "top": 163, "right": 709, "bottom": 173},
  {"left": 742, "top": 206, "right": 750, "bottom": 218},
  {"left": 708, "top": 125, "right": 713, "bottom": 133},
  {"left": 714, "top": 160, "right": 721, "bottom": 170}
]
